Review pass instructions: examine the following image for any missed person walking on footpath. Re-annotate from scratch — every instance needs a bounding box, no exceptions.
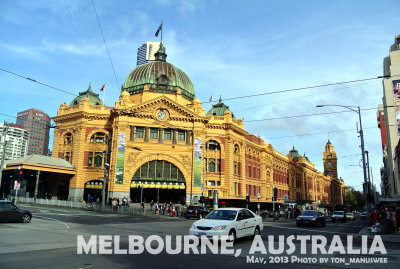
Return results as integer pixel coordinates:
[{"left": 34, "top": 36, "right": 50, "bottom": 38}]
[
  {"left": 141, "top": 201, "right": 145, "bottom": 213},
  {"left": 150, "top": 200, "right": 154, "bottom": 212},
  {"left": 385, "top": 208, "right": 392, "bottom": 234},
  {"left": 390, "top": 208, "right": 397, "bottom": 234},
  {"left": 370, "top": 210, "right": 378, "bottom": 225}
]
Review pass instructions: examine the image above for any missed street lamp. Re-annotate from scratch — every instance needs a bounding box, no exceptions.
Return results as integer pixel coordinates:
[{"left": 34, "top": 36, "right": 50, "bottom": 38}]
[{"left": 316, "top": 104, "right": 370, "bottom": 217}]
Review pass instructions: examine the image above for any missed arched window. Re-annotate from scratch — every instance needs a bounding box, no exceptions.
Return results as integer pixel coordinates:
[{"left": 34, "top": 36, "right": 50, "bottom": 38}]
[
  {"left": 207, "top": 140, "right": 220, "bottom": 151},
  {"left": 132, "top": 160, "right": 184, "bottom": 181},
  {"left": 208, "top": 159, "right": 216, "bottom": 172},
  {"left": 64, "top": 133, "right": 73, "bottom": 144},
  {"left": 90, "top": 132, "right": 107, "bottom": 143}
]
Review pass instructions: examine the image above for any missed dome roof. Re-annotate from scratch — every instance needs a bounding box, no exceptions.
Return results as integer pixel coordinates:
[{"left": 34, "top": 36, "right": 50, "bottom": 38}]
[
  {"left": 288, "top": 146, "right": 300, "bottom": 158},
  {"left": 69, "top": 84, "right": 104, "bottom": 107},
  {"left": 206, "top": 96, "right": 236, "bottom": 119},
  {"left": 122, "top": 43, "right": 195, "bottom": 101}
]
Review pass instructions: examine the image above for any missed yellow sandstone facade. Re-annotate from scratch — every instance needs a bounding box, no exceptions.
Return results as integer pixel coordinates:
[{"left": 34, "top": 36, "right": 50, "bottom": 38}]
[{"left": 52, "top": 44, "right": 344, "bottom": 207}]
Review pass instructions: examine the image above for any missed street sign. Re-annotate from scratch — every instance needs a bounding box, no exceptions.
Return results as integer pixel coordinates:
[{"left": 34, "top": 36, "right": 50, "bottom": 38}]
[
  {"left": 283, "top": 194, "right": 289, "bottom": 200},
  {"left": 14, "top": 181, "right": 21, "bottom": 190},
  {"left": 98, "top": 177, "right": 105, "bottom": 179}
]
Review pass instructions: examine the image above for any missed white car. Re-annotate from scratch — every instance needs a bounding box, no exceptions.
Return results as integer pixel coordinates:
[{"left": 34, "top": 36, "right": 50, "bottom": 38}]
[{"left": 188, "top": 208, "right": 263, "bottom": 243}]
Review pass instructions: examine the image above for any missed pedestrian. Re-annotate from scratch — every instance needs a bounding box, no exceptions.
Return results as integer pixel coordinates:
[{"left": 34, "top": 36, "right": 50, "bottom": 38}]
[
  {"left": 112, "top": 198, "right": 117, "bottom": 211},
  {"left": 150, "top": 200, "right": 154, "bottom": 212},
  {"left": 395, "top": 206, "right": 400, "bottom": 232},
  {"left": 385, "top": 207, "right": 392, "bottom": 234},
  {"left": 390, "top": 208, "right": 397, "bottom": 234},
  {"left": 141, "top": 201, "right": 145, "bottom": 213},
  {"left": 370, "top": 210, "right": 378, "bottom": 224}
]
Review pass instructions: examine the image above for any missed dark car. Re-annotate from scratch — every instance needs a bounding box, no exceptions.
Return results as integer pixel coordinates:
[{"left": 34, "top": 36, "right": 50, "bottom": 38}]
[
  {"left": 185, "top": 206, "right": 210, "bottom": 219},
  {"left": 360, "top": 212, "right": 367, "bottom": 219},
  {"left": 296, "top": 210, "right": 325, "bottom": 227},
  {"left": 331, "top": 211, "right": 346, "bottom": 222},
  {"left": 0, "top": 201, "right": 32, "bottom": 223}
]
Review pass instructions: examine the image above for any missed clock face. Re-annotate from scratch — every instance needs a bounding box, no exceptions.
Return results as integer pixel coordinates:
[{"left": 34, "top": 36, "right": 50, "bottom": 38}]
[
  {"left": 157, "top": 111, "right": 167, "bottom": 120},
  {"left": 327, "top": 161, "right": 332, "bottom": 166}
]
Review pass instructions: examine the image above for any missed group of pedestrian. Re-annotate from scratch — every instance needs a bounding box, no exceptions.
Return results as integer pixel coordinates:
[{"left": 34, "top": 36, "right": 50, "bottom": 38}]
[
  {"left": 370, "top": 207, "right": 399, "bottom": 234},
  {"left": 110, "top": 196, "right": 130, "bottom": 210},
  {"left": 150, "top": 201, "right": 182, "bottom": 217}
]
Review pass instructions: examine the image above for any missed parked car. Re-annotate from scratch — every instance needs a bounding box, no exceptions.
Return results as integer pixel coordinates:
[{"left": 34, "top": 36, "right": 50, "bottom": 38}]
[
  {"left": 189, "top": 208, "right": 263, "bottom": 243},
  {"left": 296, "top": 210, "right": 326, "bottom": 227},
  {"left": 186, "top": 206, "right": 210, "bottom": 219},
  {"left": 0, "top": 201, "right": 32, "bottom": 223},
  {"left": 361, "top": 212, "right": 367, "bottom": 219},
  {"left": 331, "top": 211, "right": 346, "bottom": 222},
  {"left": 346, "top": 212, "right": 355, "bottom": 221}
]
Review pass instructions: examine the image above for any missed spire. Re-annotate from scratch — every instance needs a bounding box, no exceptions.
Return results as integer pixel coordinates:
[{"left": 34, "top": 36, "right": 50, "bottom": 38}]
[
  {"left": 154, "top": 42, "right": 167, "bottom": 62},
  {"left": 218, "top": 95, "right": 222, "bottom": 103},
  {"left": 327, "top": 139, "right": 331, "bottom": 145},
  {"left": 87, "top": 82, "right": 93, "bottom": 92}
]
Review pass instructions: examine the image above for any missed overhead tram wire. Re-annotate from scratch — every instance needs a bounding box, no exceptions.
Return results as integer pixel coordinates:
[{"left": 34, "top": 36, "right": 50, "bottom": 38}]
[
  {"left": 91, "top": 0, "right": 120, "bottom": 93},
  {"left": 234, "top": 80, "right": 377, "bottom": 113},
  {"left": 264, "top": 126, "right": 378, "bottom": 140},
  {"left": 202, "top": 75, "right": 395, "bottom": 105},
  {"left": 0, "top": 68, "right": 77, "bottom": 97},
  {"left": 244, "top": 107, "right": 378, "bottom": 123}
]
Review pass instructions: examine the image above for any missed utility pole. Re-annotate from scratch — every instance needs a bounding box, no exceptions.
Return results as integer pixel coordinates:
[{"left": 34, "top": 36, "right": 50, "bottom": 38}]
[
  {"left": 358, "top": 106, "right": 370, "bottom": 217},
  {"left": 34, "top": 170, "right": 41, "bottom": 203},
  {"left": 101, "top": 136, "right": 109, "bottom": 211},
  {"left": 0, "top": 124, "right": 9, "bottom": 193}
]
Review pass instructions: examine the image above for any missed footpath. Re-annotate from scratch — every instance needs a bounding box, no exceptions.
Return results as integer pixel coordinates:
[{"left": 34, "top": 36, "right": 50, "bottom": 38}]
[
  {"left": 357, "top": 226, "right": 400, "bottom": 244},
  {"left": 17, "top": 202, "right": 189, "bottom": 221}
]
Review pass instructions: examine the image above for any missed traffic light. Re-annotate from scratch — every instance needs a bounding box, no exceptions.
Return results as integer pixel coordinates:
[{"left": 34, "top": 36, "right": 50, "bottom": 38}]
[
  {"left": 273, "top": 187, "right": 278, "bottom": 201},
  {"left": 246, "top": 194, "right": 250, "bottom": 203},
  {"left": 18, "top": 169, "right": 24, "bottom": 180}
]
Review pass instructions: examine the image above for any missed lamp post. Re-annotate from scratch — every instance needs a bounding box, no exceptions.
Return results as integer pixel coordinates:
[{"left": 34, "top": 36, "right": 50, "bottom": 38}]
[{"left": 316, "top": 104, "right": 370, "bottom": 217}]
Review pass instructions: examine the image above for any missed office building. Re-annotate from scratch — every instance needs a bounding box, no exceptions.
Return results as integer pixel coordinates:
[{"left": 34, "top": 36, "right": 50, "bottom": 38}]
[
  {"left": 137, "top": 41, "right": 162, "bottom": 66},
  {"left": 0, "top": 122, "right": 29, "bottom": 160},
  {"left": 16, "top": 108, "right": 51, "bottom": 155}
]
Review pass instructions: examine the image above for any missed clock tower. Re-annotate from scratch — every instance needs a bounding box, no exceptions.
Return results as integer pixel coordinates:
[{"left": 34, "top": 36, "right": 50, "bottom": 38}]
[{"left": 323, "top": 140, "right": 338, "bottom": 179}]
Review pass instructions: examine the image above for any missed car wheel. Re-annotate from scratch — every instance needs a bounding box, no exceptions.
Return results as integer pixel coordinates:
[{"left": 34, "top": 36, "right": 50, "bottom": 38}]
[
  {"left": 20, "top": 214, "right": 31, "bottom": 223},
  {"left": 252, "top": 226, "right": 260, "bottom": 239},
  {"left": 296, "top": 222, "right": 300, "bottom": 227},
  {"left": 228, "top": 229, "right": 236, "bottom": 244},
  {"left": 332, "top": 219, "right": 336, "bottom": 222},
  {"left": 322, "top": 221, "right": 326, "bottom": 227}
]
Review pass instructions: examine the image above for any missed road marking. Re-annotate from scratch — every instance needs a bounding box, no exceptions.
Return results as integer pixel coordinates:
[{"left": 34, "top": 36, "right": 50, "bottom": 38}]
[
  {"left": 264, "top": 224, "right": 353, "bottom": 235},
  {"left": 35, "top": 215, "right": 70, "bottom": 230}
]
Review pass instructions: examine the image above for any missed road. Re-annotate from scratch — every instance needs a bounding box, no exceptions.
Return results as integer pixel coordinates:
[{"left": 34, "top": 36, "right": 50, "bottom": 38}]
[{"left": 1, "top": 206, "right": 399, "bottom": 269}]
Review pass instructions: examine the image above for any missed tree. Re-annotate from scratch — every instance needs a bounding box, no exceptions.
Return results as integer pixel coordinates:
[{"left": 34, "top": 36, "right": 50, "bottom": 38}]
[{"left": 343, "top": 186, "right": 365, "bottom": 211}]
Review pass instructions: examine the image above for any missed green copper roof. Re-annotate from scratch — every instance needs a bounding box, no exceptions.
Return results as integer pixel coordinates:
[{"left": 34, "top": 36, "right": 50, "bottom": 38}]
[
  {"left": 206, "top": 97, "right": 236, "bottom": 119},
  {"left": 122, "top": 43, "right": 195, "bottom": 101},
  {"left": 288, "top": 146, "right": 300, "bottom": 158},
  {"left": 69, "top": 83, "right": 104, "bottom": 107}
]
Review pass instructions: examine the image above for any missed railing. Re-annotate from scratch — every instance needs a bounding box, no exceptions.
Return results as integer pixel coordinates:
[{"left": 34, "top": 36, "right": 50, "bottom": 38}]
[{"left": 15, "top": 197, "right": 187, "bottom": 217}]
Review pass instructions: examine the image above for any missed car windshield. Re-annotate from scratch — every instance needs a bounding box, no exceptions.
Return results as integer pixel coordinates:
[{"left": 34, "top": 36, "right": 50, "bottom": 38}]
[
  {"left": 346, "top": 213, "right": 353, "bottom": 215},
  {"left": 204, "top": 210, "right": 237, "bottom": 220},
  {"left": 301, "top": 211, "right": 318, "bottom": 216},
  {"left": 333, "top": 211, "right": 344, "bottom": 215}
]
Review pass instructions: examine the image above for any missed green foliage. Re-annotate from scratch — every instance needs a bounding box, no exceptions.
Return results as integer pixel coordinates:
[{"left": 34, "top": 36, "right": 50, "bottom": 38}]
[{"left": 343, "top": 186, "right": 365, "bottom": 210}]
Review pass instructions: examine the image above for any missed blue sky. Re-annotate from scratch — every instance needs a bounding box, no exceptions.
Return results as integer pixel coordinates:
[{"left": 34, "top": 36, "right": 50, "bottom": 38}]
[{"left": 1, "top": 0, "right": 399, "bottom": 192}]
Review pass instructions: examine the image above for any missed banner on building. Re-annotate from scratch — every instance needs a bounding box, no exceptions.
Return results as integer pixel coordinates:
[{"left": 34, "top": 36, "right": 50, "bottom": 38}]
[
  {"left": 115, "top": 133, "right": 126, "bottom": 184},
  {"left": 194, "top": 138, "right": 202, "bottom": 187},
  {"left": 392, "top": 80, "right": 400, "bottom": 135}
]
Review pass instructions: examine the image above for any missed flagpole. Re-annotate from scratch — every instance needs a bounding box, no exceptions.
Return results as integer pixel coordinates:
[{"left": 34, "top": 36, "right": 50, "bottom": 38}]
[
  {"left": 161, "top": 20, "right": 163, "bottom": 44},
  {"left": 102, "top": 83, "right": 106, "bottom": 105}
]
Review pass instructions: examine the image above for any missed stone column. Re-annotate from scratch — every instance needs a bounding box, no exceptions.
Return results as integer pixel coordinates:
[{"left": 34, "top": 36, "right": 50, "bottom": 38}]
[
  {"left": 186, "top": 130, "right": 191, "bottom": 145},
  {"left": 172, "top": 129, "right": 177, "bottom": 144},
  {"left": 159, "top": 128, "right": 163, "bottom": 143},
  {"left": 144, "top": 127, "right": 149, "bottom": 142},
  {"left": 130, "top": 126, "right": 135, "bottom": 141}
]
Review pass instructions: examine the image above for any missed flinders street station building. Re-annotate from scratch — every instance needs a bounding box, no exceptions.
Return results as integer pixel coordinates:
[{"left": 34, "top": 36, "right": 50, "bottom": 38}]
[{"left": 2, "top": 43, "right": 344, "bottom": 209}]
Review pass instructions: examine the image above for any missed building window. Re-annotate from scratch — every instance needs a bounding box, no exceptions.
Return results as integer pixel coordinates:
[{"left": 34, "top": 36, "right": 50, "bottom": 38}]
[
  {"left": 208, "top": 140, "right": 221, "bottom": 151},
  {"left": 150, "top": 128, "right": 158, "bottom": 139},
  {"left": 164, "top": 129, "right": 172, "bottom": 140},
  {"left": 136, "top": 127, "right": 144, "bottom": 138},
  {"left": 208, "top": 158, "right": 216, "bottom": 172},
  {"left": 65, "top": 152, "right": 71, "bottom": 162},
  {"left": 248, "top": 165, "right": 251, "bottom": 177},
  {"left": 178, "top": 131, "right": 185, "bottom": 141},
  {"left": 88, "top": 152, "right": 93, "bottom": 166},
  {"left": 64, "top": 133, "right": 73, "bottom": 144},
  {"left": 90, "top": 132, "right": 106, "bottom": 143},
  {"left": 258, "top": 168, "right": 260, "bottom": 179},
  {"left": 253, "top": 167, "right": 256, "bottom": 178},
  {"left": 234, "top": 161, "right": 238, "bottom": 175},
  {"left": 217, "top": 159, "right": 221, "bottom": 172},
  {"left": 94, "top": 152, "right": 103, "bottom": 167}
]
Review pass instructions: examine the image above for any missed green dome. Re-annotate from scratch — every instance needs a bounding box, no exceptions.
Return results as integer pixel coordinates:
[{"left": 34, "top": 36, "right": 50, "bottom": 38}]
[
  {"left": 122, "top": 43, "right": 195, "bottom": 101},
  {"left": 69, "top": 84, "right": 104, "bottom": 106},
  {"left": 288, "top": 146, "right": 300, "bottom": 158},
  {"left": 206, "top": 97, "right": 236, "bottom": 119}
]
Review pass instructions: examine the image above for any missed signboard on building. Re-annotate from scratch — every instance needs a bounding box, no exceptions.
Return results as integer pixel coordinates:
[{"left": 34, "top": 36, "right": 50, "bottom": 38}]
[
  {"left": 193, "top": 138, "right": 201, "bottom": 187},
  {"left": 392, "top": 80, "right": 400, "bottom": 135},
  {"left": 14, "top": 181, "right": 21, "bottom": 189},
  {"left": 115, "top": 133, "right": 126, "bottom": 184}
]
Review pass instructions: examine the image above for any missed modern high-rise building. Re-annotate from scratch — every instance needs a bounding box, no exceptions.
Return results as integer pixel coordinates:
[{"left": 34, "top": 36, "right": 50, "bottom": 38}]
[
  {"left": 381, "top": 34, "right": 400, "bottom": 198},
  {"left": 136, "top": 41, "right": 162, "bottom": 66},
  {"left": 0, "top": 122, "right": 29, "bottom": 160},
  {"left": 16, "top": 108, "right": 51, "bottom": 156}
]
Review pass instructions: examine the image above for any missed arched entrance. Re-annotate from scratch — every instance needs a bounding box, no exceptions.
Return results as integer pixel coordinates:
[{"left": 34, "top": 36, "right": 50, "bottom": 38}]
[
  {"left": 84, "top": 180, "right": 107, "bottom": 203},
  {"left": 130, "top": 160, "right": 186, "bottom": 204}
]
